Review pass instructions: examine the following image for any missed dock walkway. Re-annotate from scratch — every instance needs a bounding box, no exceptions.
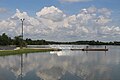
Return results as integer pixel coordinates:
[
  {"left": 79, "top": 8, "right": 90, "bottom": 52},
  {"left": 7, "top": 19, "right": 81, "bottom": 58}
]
[{"left": 70, "top": 48, "right": 108, "bottom": 51}]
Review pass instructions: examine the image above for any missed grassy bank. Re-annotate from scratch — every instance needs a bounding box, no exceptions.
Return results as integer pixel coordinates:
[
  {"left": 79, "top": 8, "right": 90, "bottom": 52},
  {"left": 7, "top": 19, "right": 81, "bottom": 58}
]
[{"left": 0, "top": 48, "right": 60, "bottom": 56}]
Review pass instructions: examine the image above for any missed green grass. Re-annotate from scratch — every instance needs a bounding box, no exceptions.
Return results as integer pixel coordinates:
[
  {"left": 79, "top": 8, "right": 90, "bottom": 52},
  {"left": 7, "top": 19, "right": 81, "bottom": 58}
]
[{"left": 0, "top": 48, "right": 59, "bottom": 56}]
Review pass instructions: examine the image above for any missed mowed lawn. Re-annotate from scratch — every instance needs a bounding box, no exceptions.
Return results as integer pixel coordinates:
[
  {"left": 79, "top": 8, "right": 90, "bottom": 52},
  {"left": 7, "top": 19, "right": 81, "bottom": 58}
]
[{"left": 0, "top": 48, "right": 61, "bottom": 56}]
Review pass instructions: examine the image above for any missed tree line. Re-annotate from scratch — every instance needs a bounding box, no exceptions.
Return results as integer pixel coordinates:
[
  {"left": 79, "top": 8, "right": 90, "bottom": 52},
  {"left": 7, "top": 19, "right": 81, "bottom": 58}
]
[
  {"left": 0, "top": 33, "right": 49, "bottom": 46},
  {"left": 0, "top": 33, "right": 120, "bottom": 46}
]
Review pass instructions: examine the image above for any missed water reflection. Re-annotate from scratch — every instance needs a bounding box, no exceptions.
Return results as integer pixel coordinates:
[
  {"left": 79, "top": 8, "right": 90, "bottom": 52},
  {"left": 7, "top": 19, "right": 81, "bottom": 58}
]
[
  {"left": 18, "top": 54, "right": 23, "bottom": 80},
  {"left": 0, "top": 46, "right": 120, "bottom": 80}
]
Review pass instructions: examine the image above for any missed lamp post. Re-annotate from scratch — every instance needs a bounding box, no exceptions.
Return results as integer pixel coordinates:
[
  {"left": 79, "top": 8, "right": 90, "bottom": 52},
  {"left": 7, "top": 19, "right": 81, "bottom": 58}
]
[{"left": 20, "top": 18, "right": 25, "bottom": 49}]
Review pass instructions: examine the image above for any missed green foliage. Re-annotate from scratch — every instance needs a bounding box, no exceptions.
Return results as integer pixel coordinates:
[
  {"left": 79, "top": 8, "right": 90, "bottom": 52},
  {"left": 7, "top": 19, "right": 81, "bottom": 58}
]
[
  {"left": 25, "top": 38, "right": 49, "bottom": 45},
  {"left": 47, "top": 40, "right": 120, "bottom": 45},
  {"left": 0, "top": 33, "right": 120, "bottom": 46},
  {"left": 0, "top": 33, "right": 12, "bottom": 45},
  {"left": 14, "top": 36, "right": 22, "bottom": 46}
]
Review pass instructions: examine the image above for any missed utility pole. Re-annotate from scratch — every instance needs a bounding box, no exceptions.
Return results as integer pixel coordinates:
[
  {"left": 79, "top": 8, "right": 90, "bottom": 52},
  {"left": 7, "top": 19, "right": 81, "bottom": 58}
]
[{"left": 20, "top": 18, "right": 25, "bottom": 49}]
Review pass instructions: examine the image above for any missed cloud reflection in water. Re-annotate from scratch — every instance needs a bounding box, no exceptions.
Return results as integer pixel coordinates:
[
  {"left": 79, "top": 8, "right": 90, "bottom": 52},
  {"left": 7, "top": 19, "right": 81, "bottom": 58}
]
[{"left": 0, "top": 46, "right": 120, "bottom": 80}]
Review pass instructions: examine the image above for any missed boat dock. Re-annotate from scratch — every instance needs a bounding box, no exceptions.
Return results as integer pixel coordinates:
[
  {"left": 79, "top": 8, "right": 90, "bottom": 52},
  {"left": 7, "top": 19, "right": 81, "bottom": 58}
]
[
  {"left": 81, "top": 48, "right": 108, "bottom": 51},
  {"left": 70, "top": 48, "right": 108, "bottom": 51},
  {"left": 70, "top": 46, "right": 108, "bottom": 51}
]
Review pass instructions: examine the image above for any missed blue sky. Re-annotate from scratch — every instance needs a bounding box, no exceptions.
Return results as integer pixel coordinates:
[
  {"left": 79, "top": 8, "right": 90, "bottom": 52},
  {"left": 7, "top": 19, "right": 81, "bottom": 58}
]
[
  {"left": 0, "top": 0, "right": 120, "bottom": 41},
  {"left": 0, "top": 0, "right": 119, "bottom": 15}
]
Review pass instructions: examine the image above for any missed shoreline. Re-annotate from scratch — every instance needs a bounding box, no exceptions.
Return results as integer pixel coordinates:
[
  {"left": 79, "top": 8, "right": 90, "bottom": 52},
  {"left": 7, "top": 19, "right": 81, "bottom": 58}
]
[{"left": 0, "top": 48, "right": 61, "bottom": 56}]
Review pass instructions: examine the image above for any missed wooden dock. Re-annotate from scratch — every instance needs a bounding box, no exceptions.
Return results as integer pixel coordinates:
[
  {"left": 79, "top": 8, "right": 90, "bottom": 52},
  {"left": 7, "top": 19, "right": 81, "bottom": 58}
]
[
  {"left": 70, "top": 49, "right": 82, "bottom": 51},
  {"left": 70, "top": 48, "right": 108, "bottom": 51},
  {"left": 82, "top": 48, "right": 108, "bottom": 51}
]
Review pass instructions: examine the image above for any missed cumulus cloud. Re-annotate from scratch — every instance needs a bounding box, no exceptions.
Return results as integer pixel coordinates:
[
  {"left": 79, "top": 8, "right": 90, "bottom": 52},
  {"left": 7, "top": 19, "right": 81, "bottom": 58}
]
[
  {"left": 100, "top": 26, "right": 120, "bottom": 35},
  {"left": 0, "top": 8, "right": 7, "bottom": 13},
  {"left": 11, "top": 9, "right": 31, "bottom": 20},
  {"left": 87, "top": 6, "right": 97, "bottom": 13},
  {"left": 0, "top": 20, "right": 16, "bottom": 36},
  {"left": 98, "top": 8, "right": 111, "bottom": 17},
  {"left": 36, "top": 6, "right": 66, "bottom": 22},
  {"left": 60, "top": 0, "right": 93, "bottom": 2},
  {"left": 0, "top": 6, "right": 119, "bottom": 41},
  {"left": 96, "top": 16, "right": 111, "bottom": 25}
]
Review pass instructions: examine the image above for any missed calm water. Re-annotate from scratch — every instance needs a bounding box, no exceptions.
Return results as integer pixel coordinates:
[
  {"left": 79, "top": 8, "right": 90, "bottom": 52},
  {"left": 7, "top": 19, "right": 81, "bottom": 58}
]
[{"left": 0, "top": 45, "right": 120, "bottom": 80}]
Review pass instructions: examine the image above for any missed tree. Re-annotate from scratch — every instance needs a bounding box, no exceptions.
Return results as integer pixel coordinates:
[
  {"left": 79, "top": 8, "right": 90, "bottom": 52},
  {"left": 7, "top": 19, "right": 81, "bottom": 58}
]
[
  {"left": 0, "top": 33, "right": 11, "bottom": 45},
  {"left": 13, "top": 36, "right": 22, "bottom": 47}
]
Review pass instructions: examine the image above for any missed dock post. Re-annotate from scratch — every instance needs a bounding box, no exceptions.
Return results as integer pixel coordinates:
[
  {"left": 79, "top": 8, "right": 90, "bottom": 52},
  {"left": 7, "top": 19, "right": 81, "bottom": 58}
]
[{"left": 105, "top": 46, "right": 106, "bottom": 49}]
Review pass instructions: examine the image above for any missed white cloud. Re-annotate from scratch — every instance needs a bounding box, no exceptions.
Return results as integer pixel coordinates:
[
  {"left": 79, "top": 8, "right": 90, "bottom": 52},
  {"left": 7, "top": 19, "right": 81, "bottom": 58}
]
[
  {"left": 96, "top": 16, "right": 111, "bottom": 25},
  {"left": 100, "top": 26, "right": 120, "bottom": 35},
  {"left": 0, "top": 6, "right": 119, "bottom": 41},
  {"left": 11, "top": 9, "right": 30, "bottom": 20},
  {"left": 87, "top": 6, "right": 97, "bottom": 14},
  {"left": 0, "top": 20, "right": 16, "bottom": 36},
  {"left": 98, "top": 8, "right": 111, "bottom": 17},
  {"left": 60, "top": 0, "right": 93, "bottom": 2},
  {"left": 36, "top": 6, "right": 66, "bottom": 22},
  {"left": 0, "top": 8, "right": 7, "bottom": 13}
]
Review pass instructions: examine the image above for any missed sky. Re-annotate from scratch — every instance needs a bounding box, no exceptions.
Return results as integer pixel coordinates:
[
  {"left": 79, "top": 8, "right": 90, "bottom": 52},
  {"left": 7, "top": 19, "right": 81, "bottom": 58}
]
[{"left": 0, "top": 0, "right": 120, "bottom": 41}]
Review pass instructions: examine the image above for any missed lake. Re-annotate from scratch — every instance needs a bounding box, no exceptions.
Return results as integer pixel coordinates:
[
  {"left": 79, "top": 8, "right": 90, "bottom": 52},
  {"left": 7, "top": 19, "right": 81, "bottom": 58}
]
[{"left": 0, "top": 45, "right": 120, "bottom": 80}]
